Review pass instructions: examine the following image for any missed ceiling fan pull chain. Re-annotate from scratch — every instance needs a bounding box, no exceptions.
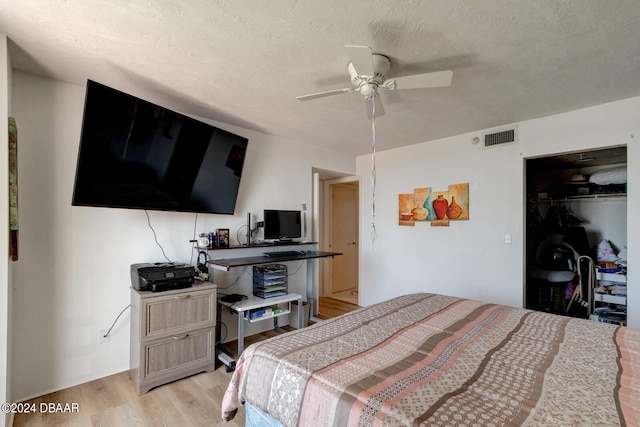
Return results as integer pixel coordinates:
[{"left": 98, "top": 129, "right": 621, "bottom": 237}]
[{"left": 370, "top": 95, "right": 379, "bottom": 249}]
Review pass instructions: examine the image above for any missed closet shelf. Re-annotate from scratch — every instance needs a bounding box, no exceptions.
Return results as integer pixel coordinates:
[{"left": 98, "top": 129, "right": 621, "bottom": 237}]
[{"left": 529, "top": 193, "right": 626, "bottom": 203}]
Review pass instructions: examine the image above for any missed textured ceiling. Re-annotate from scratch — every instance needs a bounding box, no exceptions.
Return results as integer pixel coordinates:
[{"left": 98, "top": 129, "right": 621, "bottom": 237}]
[{"left": 2, "top": 0, "right": 640, "bottom": 155}]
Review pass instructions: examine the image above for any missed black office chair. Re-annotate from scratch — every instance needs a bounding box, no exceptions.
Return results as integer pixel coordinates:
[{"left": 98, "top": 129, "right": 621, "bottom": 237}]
[{"left": 529, "top": 234, "right": 579, "bottom": 313}]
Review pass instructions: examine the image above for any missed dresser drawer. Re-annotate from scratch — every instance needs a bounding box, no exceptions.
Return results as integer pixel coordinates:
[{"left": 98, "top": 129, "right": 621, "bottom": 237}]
[
  {"left": 144, "top": 328, "right": 214, "bottom": 379},
  {"left": 130, "top": 284, "right": 217, "bottom": 395},
  {"left": 142, "top": 288, "right": 215, "bottom": 341}
]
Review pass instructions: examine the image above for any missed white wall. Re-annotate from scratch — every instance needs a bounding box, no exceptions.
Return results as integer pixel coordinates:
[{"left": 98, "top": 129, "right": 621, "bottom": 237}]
[
  {"left": 1, "top": 34, "right": 13, "bottom": 427},
  {"left": 356, "top": 97, "right": 639, "bottom": 328},
  {"left": 9, "top": 72, "right": 355, "bottom": 401},
  {"left": 8, "top": 69, "right": 639, "bottom": 402}
]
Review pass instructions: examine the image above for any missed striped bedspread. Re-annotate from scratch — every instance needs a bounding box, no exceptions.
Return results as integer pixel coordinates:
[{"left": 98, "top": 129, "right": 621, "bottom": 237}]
[{"left": 221, "top": 293, "right": 640, "bottom": 426}]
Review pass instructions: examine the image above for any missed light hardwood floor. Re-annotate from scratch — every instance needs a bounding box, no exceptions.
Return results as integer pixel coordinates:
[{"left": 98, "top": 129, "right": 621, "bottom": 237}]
[
  {"left": 316, "top": 295, "right": 360, "bottom": 319},
  {"left": 12, "top": 297, "right": 359, "bottom": 427}
]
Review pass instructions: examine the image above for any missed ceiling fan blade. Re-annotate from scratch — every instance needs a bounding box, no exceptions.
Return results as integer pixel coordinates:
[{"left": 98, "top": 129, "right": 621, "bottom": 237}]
[
  {"left": 296, "top": 88, "right": 354, "bottom": 101},
  {"left": 345, "top": 45, "right": 375, "bottom": 76},
  {"left": 386, "top": 70, "right": 453, "bottom": 90},
  {"left": 365, "top": 94, "right": 385, "bottom": 119}
]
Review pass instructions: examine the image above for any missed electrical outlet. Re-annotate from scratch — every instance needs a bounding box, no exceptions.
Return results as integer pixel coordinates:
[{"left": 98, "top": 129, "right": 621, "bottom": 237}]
[{"left": 100, "top": 329, "right": 110, "bottom": 344}]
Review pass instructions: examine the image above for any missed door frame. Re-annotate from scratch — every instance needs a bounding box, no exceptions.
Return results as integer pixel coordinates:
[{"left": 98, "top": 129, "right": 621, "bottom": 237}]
[
  {"left": 328, "top": 180, "right": 360, "bottom": 296},
  {"left": 522, "top": 145, "right": 628, "bottom": 313},
  {"left": 311, "top": 170, "right": 361, "bottom": 311},
  {"left": 322, "top": 175, "right": 360, "bottom": 299}
]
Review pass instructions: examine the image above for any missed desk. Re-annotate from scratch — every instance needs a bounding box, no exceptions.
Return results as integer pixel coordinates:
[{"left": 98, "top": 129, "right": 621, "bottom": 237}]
[
  {"left": 207, "top": 250, "right": 341, "bottom": 271},
  {"left": 208, "top": 250, "right": 341, "bottom": 319},
  {"left": 217, "top": 293, "right": 302, "bottom": 357}
]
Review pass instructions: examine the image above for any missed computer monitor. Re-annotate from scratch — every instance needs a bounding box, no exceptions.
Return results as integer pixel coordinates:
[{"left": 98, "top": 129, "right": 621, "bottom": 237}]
[{"left": 263, "top": 210, "right": 301, "bottom": 241}]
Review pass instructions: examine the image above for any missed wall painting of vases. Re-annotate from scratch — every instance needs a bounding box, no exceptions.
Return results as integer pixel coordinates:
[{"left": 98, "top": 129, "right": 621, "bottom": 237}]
[{"left": 398, "top": 183, "right": 469, "bottom": 227}]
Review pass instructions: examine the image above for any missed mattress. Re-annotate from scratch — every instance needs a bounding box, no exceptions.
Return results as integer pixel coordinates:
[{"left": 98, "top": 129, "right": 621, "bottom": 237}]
[{"left": 222, "top": 293, "right": 640, "bottom": 426}]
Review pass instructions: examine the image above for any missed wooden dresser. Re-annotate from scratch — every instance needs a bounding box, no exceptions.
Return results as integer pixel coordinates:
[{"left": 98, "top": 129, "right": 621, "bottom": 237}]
[{"left": 130, "top": 283, "right": 217, "bottom": 394}]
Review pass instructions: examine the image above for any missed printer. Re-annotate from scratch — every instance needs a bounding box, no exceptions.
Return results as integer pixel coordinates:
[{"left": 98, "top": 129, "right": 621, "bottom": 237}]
[{"left": 130, "top": 262, "right": 195, "bottom": 292}]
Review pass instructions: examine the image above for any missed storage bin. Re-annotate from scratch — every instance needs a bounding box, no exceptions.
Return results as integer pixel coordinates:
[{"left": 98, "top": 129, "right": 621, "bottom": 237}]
[{"left": 289, "top": 301, "right": 309, "bottom": 329}]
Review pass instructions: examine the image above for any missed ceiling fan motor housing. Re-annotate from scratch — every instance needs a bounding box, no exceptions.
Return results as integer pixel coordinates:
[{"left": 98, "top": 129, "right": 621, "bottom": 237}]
[{"left": 349, "top": 54, "right": 390, "bottom": 99}]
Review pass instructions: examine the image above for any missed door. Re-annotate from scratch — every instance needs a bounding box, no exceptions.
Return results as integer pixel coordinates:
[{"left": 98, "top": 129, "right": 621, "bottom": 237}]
[{"left": 331, "top": 183, "right": 359, "bottom": 294}]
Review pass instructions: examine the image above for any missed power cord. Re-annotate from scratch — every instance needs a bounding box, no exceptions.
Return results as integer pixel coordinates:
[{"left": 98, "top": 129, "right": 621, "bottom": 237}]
[
  {"left": 216, "top": 321, "right": 228, "bottom": 344},
  {"left": 237, "top": 226, "right": 247, "bottom": 245},
  {"left": 102, "top": 305, "right": 131, "bottom": 338},
  {"left": 145, "top": 210, "right": 171, "bottom": 262},
  {"left": 237, "top": 224, "right": 260, "bottom": 246},
  {"left": 287, "top": 260, "right": 305, "bottom": 276},
  {"left": 190, "top": 213, "right": 199, "bottom": 265},
  {"left": 216, "top": 266, "right": 249, "bottom": 290}
]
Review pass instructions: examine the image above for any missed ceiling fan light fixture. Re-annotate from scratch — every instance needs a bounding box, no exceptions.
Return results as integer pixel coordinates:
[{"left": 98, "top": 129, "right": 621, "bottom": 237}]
[{"left": 360, "top": 83, "right": 377, "bottom": 99}]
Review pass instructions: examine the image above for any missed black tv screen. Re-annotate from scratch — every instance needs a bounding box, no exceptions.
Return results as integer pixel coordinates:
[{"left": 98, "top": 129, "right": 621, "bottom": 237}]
[
  {"left": 264, "top": 210, "right": 302, "bottom": 240},
  {"left": 72, "top": 80, "right": 248, "bottom": 214}
]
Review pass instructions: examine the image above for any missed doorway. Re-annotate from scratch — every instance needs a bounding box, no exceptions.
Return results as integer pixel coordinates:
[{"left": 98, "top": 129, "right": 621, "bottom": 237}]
[
  {"left": 330, "top": 182, "right": 359, "bottom": 303},
  {"left": 312, "top": 170, "right": 360, "bottom": 313},
  {"left": 524, "top": 146, "right": 627, "bottom": 318}
]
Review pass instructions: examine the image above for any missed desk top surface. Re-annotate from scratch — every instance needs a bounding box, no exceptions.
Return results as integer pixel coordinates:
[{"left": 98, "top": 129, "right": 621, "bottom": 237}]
[{"left": 208, "top": 250, "right": 342, "bottom": 270}]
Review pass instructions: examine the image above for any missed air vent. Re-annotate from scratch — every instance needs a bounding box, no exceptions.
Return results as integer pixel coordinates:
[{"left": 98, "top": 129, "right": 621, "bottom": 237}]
[{"left": 482, "top": 127, "right": 517, "bottom": 148}]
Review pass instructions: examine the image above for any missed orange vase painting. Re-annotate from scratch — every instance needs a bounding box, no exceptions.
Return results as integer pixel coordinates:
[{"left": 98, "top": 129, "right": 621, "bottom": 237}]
[{"left": 398, "top": 183, "right": 469, "bottom": 227}]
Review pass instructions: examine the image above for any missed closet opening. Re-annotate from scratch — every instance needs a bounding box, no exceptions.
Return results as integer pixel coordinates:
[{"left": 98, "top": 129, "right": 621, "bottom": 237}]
[{"left": 524, "top": 146, "right": 627, "bottom": 323}]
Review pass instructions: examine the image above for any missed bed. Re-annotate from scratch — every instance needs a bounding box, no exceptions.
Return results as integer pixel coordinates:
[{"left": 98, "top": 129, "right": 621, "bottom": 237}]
[{"left": 221, "top": 293, "right": 640, "bottom": 426}]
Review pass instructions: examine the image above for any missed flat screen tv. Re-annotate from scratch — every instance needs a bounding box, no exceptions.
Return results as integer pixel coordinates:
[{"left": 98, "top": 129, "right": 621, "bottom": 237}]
[
  {"left": 72, "top": 80, "right": 249, "bottom": 214},
  {"left": 263, "top": 210, "right": 302, "bottom": 241}
]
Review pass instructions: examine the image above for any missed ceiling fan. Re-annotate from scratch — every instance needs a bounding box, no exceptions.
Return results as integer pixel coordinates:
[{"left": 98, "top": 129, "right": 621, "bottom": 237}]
[{"left": 296, "top": 45, "right": 453, "bottom": 118}]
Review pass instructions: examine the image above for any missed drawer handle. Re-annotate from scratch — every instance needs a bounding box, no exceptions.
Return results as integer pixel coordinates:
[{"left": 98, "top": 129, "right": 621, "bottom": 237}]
[
  {"left": 172, "top": 334, "right": 189, "bottom": 340},
  {"left": 174, "top": 295, "right": 191, "bottom": 300}
]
